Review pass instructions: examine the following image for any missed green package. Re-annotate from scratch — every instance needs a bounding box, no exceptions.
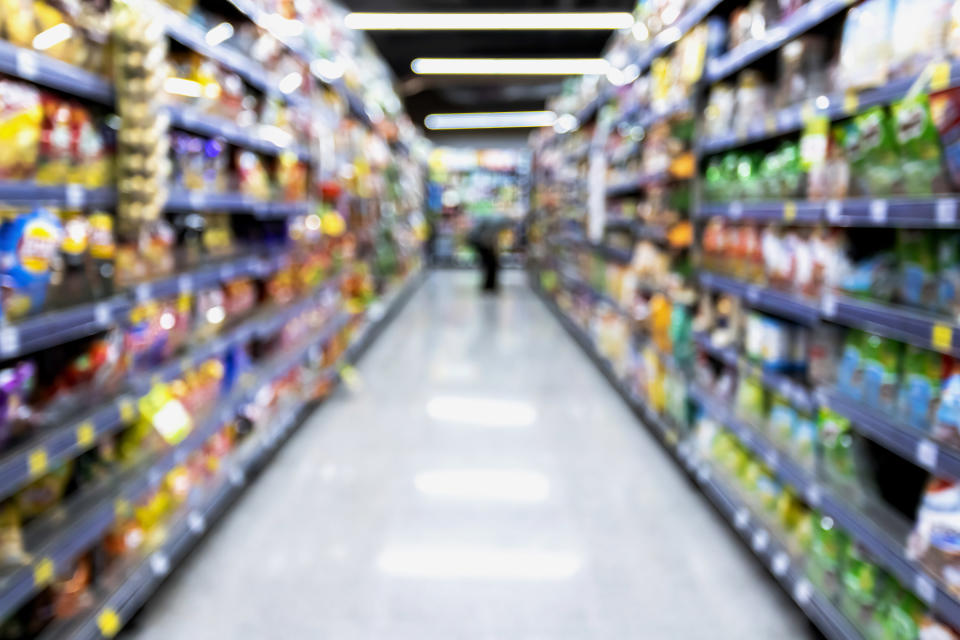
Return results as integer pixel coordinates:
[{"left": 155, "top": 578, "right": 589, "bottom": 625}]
[
  {"left": 892, "top": 93, "right": 943, "bottom": 196},
  {"left": 769, "top": 394, "right": 796, "bottom": 449},
  {"left": 845, "top": 107, "right": 900, "bottom": 196},
  {"left": 808, "top": 511, "right": 849, "bottom": 597},
  {"left": 735, "top": 376, "right": 766, "bottom": 424},
  {"left": 841, "top": 542, "right": 888, "bottom": 638},
  {"left": 819, "top": 407, "right": 856, "bottom": 482},
  {"left": 879, "top": 587, "right": 925, "bottom": 640}
]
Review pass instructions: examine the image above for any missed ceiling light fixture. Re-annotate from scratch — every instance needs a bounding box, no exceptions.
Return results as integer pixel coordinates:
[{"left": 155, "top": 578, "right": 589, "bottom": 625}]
[
  {"left": 204, "top": 21, "right": 234, "bottom": 46},
  {"left": 412, "top": 58, "right": 609, "bottom": 76},
  {"left": 425, "top": 111, "right": 557, "bottom": 131},
  {"left": 344, "top": 12, "right": 633, "bottom": 30}
]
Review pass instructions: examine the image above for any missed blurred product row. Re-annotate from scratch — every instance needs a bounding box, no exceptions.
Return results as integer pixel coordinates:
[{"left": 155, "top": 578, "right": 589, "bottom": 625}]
[
  {"left": 531, "top": 0, "right": 960, "bottom": 639},
  {"left": 0, "top": 0, "right": 428, "bottom": 636}
]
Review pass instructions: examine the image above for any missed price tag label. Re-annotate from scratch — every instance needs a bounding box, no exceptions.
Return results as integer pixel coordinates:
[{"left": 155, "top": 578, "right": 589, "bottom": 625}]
[
  {"left": 821, "top": 292, "right": 837, "bottom": 318},
  {"left": 118, "top": 397, "right": 135, "bottom": 422},
  {"left": 76, "top": 422, "right": 95, "bottom": 448},
  {"left": 772, "top": 552, "right": 790, "bottom": 577},
  {"left": 914, "top": 572, "right": 937, "bottom": 604},
  {"left": 135, "top": 283, "right": 151, "bottom": 303},
  {"left": 916, "top": 438, "right": 939, "bottom": 470},
  {"left": 220, "top": 263, "right": 235, "bottom": 280},
  {"left": 765, "top": 114, "right": 777, "bottom": 134},
  {"left": 28, "top": 448, "right": 47, "bottom": 477},
  {"left": 825, "top": 199, "right": 842, "bottom": 222},
  {"left": 870, "top": 199, "right": 888, "bottom": 224},
  {"left": 751, "top": 529, "right": 769, "bottom": 552},
  {"left": 734, "top": 507, "right": 750, "bottom": 530},
  {"left": 844, "top": 91, "right": 859, "bottom": 115},
  {"left": 746, "top": 286, "right": 760, "bottom": 303},
  {"left": 937, "top": 199, "right": 958, "bottom": 226},
  {"left": 15, "top": 49, "right": 38, "bottom": 80},
  {"left": 33, "top": 557, "right": 53, "bottom": 587},
  {"left": 729, "top": 201, "right": 743, "bottom": 220},
  {"left": 0, "top": 327, "right": 19, "bottom": 356},
  {"left": 801, "top": 101, "right": 816, "bottom": 123},
  {"left": 150, "top": 553, "right": 170, "bottom": 576},
  {"left": 229, "top": 467, "right": 245, "bottom": 486},
  {"left": 931, "top": 61, "right": 952, "bottom": 92},
  {"left": 114, "top": 498, "right": 131, "bottom": 518},
  {"left": 187, "top": 511, "right": 206, "bottom": 533},
  {"left": 95, "top": 302, "right": 112, "bottom": 326},
  {"left": 65, "top": 183, "right": 85, "bottom": 209},
  {"left": 188, "top": 191, "right": 205, "bottom": 210},
  {"left": 793, "top": 579, "right": 813, "bottom": 605},
  {"left": 97, "top": 608, "right": 121, "bottom": 639},
  {"left": 804, "top": 483, "right": 822, "bottom": 508},
  {"left": 783, "top": 201, "right": 797, "bottom": 222},
  {"left": 696, "top": 464, "right": 710, "bottom": 483},
  {"left": 932, "top": 323, "right": 954, "bottom": 352}
]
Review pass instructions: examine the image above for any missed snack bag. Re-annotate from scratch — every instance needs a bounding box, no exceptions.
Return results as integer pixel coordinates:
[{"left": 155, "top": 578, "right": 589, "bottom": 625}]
[
  {"left": 935, "top": 359, "right": 960, "bottom": 447},
  {"left": 0, "top": 80, "right": 42, "bottom": 180},
  {"left": 0, "top": 208, "right": 63, "bottom": 319},
  {"left": 819, "top": 407, "right": 857, "bottom": 482},
  {"left": 844, "top": 107, "right": 900, "bottom": 196},
  {"left": 837, "top": 331, "right": 866, "bottom": 399},
  {"left": 893, "top": 94, "right": 946, "bottom": 195},
  {"left": 939, "top": 233, "right": 960, "bottom": 318}
]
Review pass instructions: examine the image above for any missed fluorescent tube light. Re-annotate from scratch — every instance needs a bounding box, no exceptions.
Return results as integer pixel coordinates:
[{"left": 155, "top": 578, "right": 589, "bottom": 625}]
[
  {"left": 412, "top": 57, "right": 609, "bottom": 75},
  {"left": 425, "top": 111, "right": 557, "bottom": 131},
  {"left": 344, "top": 12, "right": 633, "bottom": 30},
  {"left": 32, "top": 23, "right": 73, "bottom": 50},
  {"left": 278, "top": 71, "right": 302, "bottom": 94},
  {"left": 204, "top": 22, "right": 234, "bottom": 47}
]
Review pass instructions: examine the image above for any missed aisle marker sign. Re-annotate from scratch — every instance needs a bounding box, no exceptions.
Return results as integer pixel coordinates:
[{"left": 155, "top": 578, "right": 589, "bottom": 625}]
[
  {"left": 97, "top": 608, "right": 121, "bottom": 638},
  {"left": 33, "top": 557, "right": 53, "bottom": 587},
  {"left": 932, "top": 324, "right": 953, "bottom": 352},
  {"left": 783, "top": 201, "right": 797, "bottom": 222},
  {"left": 931, "top": 61, "right": 952, "bottom": 92},
  {"left": 28, "top": 448, "right": 47, "bottom": 477},
  {"left": 843, "top": 91, "right": 859, "bottom": 115},
  {"left": 77, "top": 421, "right": 95, "bottom": 448}
]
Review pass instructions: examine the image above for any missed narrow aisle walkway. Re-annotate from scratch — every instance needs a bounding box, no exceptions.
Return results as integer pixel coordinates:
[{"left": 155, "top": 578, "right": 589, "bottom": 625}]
[{"left": 127, "top": 271, "right": 816, "bottom": 639}]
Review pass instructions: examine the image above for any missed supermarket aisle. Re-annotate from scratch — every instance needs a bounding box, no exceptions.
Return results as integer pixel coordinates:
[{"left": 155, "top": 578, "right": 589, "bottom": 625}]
[{"left": 126, "top": 270, "right": 815, "bottom": 639}]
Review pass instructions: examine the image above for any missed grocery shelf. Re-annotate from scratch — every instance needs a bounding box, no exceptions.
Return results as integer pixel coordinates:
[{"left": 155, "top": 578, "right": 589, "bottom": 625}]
[
  {"left": 693, "top": 333, "right": 817, "bottom": 413},
  {"left": 0, "top": 251, "right": 289, "bottom": 362},
  {"left": 820, "top": 389, "right": 960, "bottom": 481},
  {"left": 699, "top": 61, "right": 960, "bottom": 155},
  {"left": 557, "top": 272, "right": 633, "bottom": 320},
  {"left": 704, "top": 0, "right": 853, "bottom": 84},
  {"left": 636, "top": 98, "right": 692, "bottom": 129},
  {"left": 0, "top": 275, "right": 341, "bottom": 512},
  {"left": 688, "top": 460, "right": 864, "bottom": 640},
  {"left": 555, "top": 232, "right": 633, "bottom": 264},
  {"left": 634, "top": 0, "right": 726, "bottom": 73},
  {"left": 40, "top": 269, "right": 425, "bottom": 640},
  {"left": 164, "top": 189, "right": 310, "bottom": 217},
  {"left": 0, "top": 183, "right": 116, "bottom": 209},
  {"left": 691, "top": 383, "right": 960, "bottom": 630},
  {"left": 534, "top": 278, "right": 864, "bottom": 640},
  {"left": 606, "top": 171, "right": 671, "bottom": 198},
  {"left": 699, "top": 272, "right": 960, "bottom": 359},
  {"left": 167, "top": 105, "right": 311, "bottom": 160},
  {"left": 698, "top": 272, "right": 820, "bottom": 326},
  {"left": 605, "top": 217, "right": 675, "bottom": 243},
  {"left": 0, "top": 40, "right": 114, "bottom": 105},
  {"left": 0, "top": 269, "right": 424, "bottom": 630},
  {"left": 697, "top": 197, "right": 960, "bottom": 228},
  {"left": 825, "top": 293, "right": 960, "bottom": 359}
]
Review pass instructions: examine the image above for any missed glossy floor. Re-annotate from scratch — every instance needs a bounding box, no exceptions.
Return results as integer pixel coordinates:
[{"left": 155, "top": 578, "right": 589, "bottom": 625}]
[{"left": 126, "top": 270, "right": 816, "bottom": 639}]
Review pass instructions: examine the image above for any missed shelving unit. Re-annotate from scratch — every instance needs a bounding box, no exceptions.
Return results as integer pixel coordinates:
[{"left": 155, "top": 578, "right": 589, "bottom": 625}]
[
  {"left": 0, "top": 0, "right": 426, "bottom": 633},
  {"left": 530, "top": 0, "right": 960, "bottom": 636}
]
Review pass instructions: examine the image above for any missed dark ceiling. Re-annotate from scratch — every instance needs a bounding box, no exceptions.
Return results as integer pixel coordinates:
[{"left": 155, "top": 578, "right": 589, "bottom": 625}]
[{"left": 339, "top": 0, "right": 632, "bottom": 135}]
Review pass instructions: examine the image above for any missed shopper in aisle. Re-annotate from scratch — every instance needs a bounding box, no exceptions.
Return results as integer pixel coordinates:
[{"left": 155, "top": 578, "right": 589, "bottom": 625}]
[{"left": 469, "top": 217, "right": 503, "bottom": 292}]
